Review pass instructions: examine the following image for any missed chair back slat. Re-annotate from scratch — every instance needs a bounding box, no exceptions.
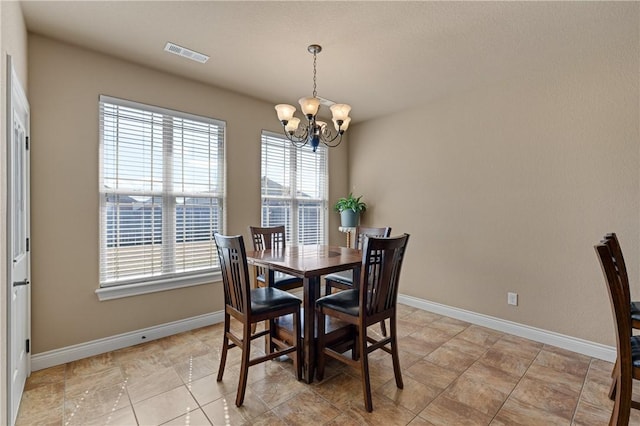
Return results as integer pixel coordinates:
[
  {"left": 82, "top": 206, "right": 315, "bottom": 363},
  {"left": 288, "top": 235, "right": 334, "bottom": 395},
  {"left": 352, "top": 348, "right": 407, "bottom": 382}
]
[
  {"left": 353, "top": 226, "right": 391, "bottom": 249},
  {"left": 248, "top": 225, "right": 288, "bottom": 280},
  {"left": 596, "top": 243, "right": 631, "bottom": 349},
  {"left": 215, "top": 233, "right": 251, "bottom": 314},
  {"left": 605, "top": 233, "right": 631, "bottom": 308},
  {"left": 359, "top": 234, "right": 410, "bottom": 318},
  {"left": 249, "top": 225, "right": 287, "bottom": 251}
]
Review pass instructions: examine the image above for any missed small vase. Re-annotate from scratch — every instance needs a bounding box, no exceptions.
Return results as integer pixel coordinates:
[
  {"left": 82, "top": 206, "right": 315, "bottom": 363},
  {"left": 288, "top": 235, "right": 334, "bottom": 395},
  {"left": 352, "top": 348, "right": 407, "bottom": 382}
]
[{"left": 340, "top": 210, "right": 359, "bottom": 227}]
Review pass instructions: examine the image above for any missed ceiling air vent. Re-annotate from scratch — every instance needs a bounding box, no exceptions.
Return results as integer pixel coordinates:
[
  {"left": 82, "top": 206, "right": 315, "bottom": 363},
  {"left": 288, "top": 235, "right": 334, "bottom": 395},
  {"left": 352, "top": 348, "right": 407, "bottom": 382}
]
[
  {"left": 317, "top": 96, "right": 336, "bottom": 107},
  {"left": 164, "top": 42, "right": 209, "bottom": 64}
]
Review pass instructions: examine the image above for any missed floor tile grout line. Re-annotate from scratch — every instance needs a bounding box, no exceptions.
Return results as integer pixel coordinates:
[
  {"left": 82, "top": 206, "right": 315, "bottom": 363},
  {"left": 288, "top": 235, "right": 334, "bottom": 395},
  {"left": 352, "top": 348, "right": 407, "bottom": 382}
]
[
  {"left": 569, "top": 358, "right": 601, "bottom": 425},
  {"left": 487, "top": 343, "right": 544, "bottom": 424},
  {"left": 405, "top": 321, "right": 495, "bottom": 422},
  {"left": 118, "top": 360, "right": 142, "bottom": 426},
  {"left": 498, "top": 344, "right": 592, "bottom": 424},
  {"left": 17, "top": 305, "right": 617, "bottom": 425},
  {"left": 63, "top": 362, "right": 68, "bottom": 426}
]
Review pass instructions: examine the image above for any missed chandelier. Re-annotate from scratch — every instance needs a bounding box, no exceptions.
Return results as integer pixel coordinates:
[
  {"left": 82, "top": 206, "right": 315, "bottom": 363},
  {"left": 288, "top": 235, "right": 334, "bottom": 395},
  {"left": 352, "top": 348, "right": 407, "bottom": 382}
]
[{"left": 275, "top": 44, "right": 352, "bottom": 152}]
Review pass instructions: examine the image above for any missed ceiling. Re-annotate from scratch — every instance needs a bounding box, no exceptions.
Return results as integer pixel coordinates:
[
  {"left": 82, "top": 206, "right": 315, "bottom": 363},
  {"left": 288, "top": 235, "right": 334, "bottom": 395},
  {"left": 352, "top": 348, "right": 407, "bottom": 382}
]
[{"left": 19, "top": 1, "right": 632, "bottom": 123}]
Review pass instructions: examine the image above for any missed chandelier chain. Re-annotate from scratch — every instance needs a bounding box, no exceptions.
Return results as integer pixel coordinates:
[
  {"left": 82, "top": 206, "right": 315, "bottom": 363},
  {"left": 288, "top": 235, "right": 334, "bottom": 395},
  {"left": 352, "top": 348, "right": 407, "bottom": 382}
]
[{"left": 312, "top": 51, "right": 317, "bottom": 98}]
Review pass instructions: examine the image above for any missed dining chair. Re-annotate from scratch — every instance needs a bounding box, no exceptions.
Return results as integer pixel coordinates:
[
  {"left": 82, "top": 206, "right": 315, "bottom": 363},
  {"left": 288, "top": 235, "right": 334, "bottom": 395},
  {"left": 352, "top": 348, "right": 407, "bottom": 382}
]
[
  {"left": 325, "top": 226, "right": 391, "bottom": 336},
  {"left": 601, "top": 233, "right": 640, "bottom": 404},
  {"left": 595, "top": 237, "right": 640, "bottom": 425},
  {"left": 325, "top": 226, "right": 392, "bottom": 293},
  {"left": 604, "top": 233, "right": 640, "bottom": 329},
  {"left": 316, "top": 233, "right": 410, "bottom": 412},
  {"left": 214, "top": 233, "right": 302, "bottom": 407},
  {"left": 249, "top": 225, "right": 304, "bottom": 291}
]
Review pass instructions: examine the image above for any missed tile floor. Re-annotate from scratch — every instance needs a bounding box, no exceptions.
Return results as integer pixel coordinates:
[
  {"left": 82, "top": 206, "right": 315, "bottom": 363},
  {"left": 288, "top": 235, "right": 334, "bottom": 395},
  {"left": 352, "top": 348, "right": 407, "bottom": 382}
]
[{"left": 15, "top": 303, "right": 638, "bottom": 425}]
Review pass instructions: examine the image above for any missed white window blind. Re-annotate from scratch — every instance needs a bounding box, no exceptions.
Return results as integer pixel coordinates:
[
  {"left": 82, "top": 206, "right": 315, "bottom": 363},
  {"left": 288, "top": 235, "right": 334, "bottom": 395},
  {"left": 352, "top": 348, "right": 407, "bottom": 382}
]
[
  {"left": 99, "top": 96, "right": 225, "bottom": 287},
  {"left": 261, "top": 131, "right": 327, "bottom": 245}
]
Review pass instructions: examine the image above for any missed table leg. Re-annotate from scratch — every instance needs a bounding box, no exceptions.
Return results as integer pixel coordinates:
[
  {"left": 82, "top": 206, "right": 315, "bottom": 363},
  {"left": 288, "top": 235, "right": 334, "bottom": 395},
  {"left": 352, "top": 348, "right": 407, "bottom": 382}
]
[
  {"left": 302, "top": 276, "right": 320, "bottom": 383},
  {"left": 265, "top": 269, "right": 275, "bottom": 354}
]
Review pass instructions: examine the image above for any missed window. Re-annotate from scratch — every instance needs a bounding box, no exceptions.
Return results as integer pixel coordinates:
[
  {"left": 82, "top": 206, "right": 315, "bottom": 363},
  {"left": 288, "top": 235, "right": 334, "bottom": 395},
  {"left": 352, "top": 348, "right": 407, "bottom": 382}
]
[
  {"left": 99, "top": 96, "right": 225, "bottom": 291},
  {"left": 261, "top": 131, "right": 328, "bottom": 245}
]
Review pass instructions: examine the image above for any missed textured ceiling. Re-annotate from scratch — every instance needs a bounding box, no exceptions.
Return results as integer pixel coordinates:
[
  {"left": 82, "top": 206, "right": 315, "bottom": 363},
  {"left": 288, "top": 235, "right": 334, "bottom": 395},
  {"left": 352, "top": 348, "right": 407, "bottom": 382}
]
[{"left": 20, "top": 1, "right": 635, "bottom": 123}]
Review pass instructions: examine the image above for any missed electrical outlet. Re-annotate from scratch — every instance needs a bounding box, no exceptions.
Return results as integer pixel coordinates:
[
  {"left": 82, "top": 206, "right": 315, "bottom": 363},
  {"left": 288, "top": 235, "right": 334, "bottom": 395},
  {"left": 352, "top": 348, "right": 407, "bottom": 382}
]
[{"left": 507, "top": 292, "right": 518, "bottom": 306}]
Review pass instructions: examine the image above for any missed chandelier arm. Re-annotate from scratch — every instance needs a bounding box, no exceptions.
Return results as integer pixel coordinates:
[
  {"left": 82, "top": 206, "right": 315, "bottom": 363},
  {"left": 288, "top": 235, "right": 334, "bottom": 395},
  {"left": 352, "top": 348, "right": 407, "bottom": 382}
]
[
  {"left": 318, "top": 126, "right": 342, "bottom": 143},
  {"left": 320, "top": 132, "right": 343, "bottom": 148},
  {"left": 291, "top": 138, "right": 309, "bottom": 148},
  {"left": 286, "top": 134, "right": 309, "bottom": 148},
  {"left": 280, "top": 124, "right": 309, "bottom": 143}
]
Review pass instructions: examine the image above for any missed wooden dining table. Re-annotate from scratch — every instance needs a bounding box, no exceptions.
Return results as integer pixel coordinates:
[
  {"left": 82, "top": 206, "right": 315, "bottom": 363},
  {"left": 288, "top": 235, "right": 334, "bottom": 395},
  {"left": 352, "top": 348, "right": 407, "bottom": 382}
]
[{"left": 245, "top": 244, "right": 362, "bottom": 383}]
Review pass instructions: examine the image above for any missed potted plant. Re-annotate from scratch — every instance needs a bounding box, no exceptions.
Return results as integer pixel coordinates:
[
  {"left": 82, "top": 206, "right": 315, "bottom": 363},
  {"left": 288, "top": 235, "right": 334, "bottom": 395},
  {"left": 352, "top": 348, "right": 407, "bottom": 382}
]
[{"left": 334, "top": 193, "right": 367, "bottom": 227}]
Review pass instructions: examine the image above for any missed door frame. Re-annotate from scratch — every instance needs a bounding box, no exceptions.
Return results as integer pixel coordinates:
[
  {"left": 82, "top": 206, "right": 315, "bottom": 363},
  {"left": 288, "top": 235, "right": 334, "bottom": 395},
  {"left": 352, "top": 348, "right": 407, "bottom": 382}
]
[{"left": 6, "top": 54, "right": 31, "bottom": 426}]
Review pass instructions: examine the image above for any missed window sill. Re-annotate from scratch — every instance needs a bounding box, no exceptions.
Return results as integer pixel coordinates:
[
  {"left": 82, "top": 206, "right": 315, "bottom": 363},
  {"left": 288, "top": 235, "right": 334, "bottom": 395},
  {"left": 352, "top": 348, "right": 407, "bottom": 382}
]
[{"left": 95, "top": 271, "right": 222, "bottom": 301}]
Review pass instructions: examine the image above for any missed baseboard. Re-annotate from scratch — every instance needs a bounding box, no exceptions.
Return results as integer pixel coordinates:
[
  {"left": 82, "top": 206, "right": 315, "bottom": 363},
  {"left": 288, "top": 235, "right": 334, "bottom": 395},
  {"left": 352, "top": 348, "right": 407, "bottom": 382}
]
[
  {"left": 31, "top": 311, "right": 225, "bottom": 371},
  {"left": 31, "top": 296, "right": 616, "bottom": 372},
  {"left": 398, "top": 294, "right": 616, "bottom": 362}
]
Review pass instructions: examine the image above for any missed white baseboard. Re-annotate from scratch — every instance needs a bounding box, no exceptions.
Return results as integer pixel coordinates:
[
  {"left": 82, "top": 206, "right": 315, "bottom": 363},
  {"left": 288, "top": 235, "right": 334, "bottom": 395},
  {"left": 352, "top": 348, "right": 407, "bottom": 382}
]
[
  {"left": 398, "top": 294, "right": 616, "bottom": 362},
  {"left": 31, "top": 311, "right": 225, "bottom": 371},
  {"left": 31, "top": 295, "right": 616, "bottom": 372}
]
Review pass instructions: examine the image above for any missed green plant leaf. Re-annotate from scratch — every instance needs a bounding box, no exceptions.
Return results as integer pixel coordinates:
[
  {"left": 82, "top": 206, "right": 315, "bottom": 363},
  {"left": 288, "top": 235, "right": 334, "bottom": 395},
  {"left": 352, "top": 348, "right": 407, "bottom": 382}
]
[{"left": 334, "top": 192, "right": 367, "bottom": 213}]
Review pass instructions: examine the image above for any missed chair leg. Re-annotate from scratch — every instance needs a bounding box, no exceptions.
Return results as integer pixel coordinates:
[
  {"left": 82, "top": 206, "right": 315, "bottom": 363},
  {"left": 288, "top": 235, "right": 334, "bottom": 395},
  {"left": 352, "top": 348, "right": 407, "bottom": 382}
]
[
  {"left": 217, "top": 313, "right": 230, "bottom": 382},
  {"left": 610, "top": 359, "right": 619, "bottom": 400},
  {"left": 610, "top": 376, "right": 618, "bottom": 401},
  {"left": 380, "top": 320, "right": 387, "bottom": 337},
  {"left": 351, "top": 328, "right": 360, "bottom": 360},
  {"left": 267, "top": 318, "right": 275, "bottom": 355},
  {"left": 235, "top": 321, "right": 252, "bottom": 407},
  {"left": 316, "top": 309, "right": 327, "bottom": 381},
  {"left": 610, "top": 363, "right": 632, "bottom": 426},
  {"left": 359, "top": 325, "right": 373, "bottom": 412},
  {"left": 294, "top": 310, "right": 303, "bottom": 381},
  {"left": 611, "top": 383, "right": 631, "bottom": 426},
  {"left": 390, "top": 317, "right": 403, "bottom": 389},
  {"left": 251, "top": 279, "right": 260, "bottom": 334}
]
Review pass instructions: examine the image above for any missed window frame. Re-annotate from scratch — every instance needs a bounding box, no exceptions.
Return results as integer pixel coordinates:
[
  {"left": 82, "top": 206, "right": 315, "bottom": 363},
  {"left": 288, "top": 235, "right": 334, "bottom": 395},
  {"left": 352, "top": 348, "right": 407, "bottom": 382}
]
[
  {"left": 260, "top": 130, "right": 328, "bottom": 245},
  {"left": 96, "top": 95, "right": 225, "bottom": 300}
]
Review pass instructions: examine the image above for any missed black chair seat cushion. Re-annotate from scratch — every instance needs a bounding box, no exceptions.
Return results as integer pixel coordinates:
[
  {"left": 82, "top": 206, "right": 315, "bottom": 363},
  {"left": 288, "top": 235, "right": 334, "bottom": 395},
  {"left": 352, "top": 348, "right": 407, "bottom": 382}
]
[
  {"left": 316, "top": 289, "right": 359, "bottom": 317},
  {"left": 257, "top": 271, "right": 301, "bottom": 288},
  {"left": 632, "top": 301, "right": 640, "bottom": 323},
  {"left": 631, "top": 336, "right": 640, "bottom": 368},
  {"left": 250, "top": 287, "right": 301, "bottom": 315},
  {"left": 325, "top": 270, "right": 353, "bottom": 286}
]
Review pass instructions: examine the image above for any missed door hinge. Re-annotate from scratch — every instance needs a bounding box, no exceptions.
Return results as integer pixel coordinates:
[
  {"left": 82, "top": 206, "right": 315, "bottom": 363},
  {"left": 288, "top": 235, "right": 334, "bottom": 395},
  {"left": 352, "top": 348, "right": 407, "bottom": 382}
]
[
  {"left": 26, "top": 237, "right": 30, "bottom": 252},
  {"left": 26, "top": 339, "right": 30, "bottom": 354},
  {"left": 25, "top": 136, "right": 29, "bottom": 151}
]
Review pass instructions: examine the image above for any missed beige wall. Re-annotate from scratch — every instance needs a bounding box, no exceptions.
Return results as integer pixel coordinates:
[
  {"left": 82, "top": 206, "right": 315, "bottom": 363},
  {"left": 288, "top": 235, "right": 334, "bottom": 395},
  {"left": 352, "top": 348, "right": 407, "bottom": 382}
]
[
  {"left": 1, "top": 0, "right": 28, "bottom": 419},
  {"left": 349, "top": 25, "right": 639, "bottom": 346},
  {"left": 22, "top": 2, "right": 637, "bottom": 362},
  {"left": 28, "top": 34, "right": 348, "bottom": 354}
]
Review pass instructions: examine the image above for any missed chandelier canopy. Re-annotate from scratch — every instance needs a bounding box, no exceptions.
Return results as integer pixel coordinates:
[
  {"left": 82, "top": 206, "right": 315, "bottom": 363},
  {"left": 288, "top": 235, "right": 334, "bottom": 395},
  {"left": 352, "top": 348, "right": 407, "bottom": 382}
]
[{"left": 275, "top": 44, "right": 352, "bottom": 152}]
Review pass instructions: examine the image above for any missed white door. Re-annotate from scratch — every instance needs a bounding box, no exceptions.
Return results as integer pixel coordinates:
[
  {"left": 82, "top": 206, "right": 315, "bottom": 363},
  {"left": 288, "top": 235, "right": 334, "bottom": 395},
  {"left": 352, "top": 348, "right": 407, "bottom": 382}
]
[{"left": 7, "top": 55, "right": 31, "bottom": 426}]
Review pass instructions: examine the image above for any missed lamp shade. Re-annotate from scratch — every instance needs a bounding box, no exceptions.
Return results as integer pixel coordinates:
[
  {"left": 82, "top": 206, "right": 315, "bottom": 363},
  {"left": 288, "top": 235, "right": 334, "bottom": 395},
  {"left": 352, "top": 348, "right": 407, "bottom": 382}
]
[
  {"left": 298, "top": 97, "right": 320, "bottom": 117},
  {"left": 275, "top": 104, "right": 296, "bottom": 122},
  {"left": 285, "top": 117, "right": 300, "bottom": 133},
  {"left": 316, "top": 120, "right": 327, "bottom": 128},
  {"left": 333, "top": 117, "right": 351, "bottom": 132},
  {"left": 330, "top": 104, "right": 351, "bottom": 121}
]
